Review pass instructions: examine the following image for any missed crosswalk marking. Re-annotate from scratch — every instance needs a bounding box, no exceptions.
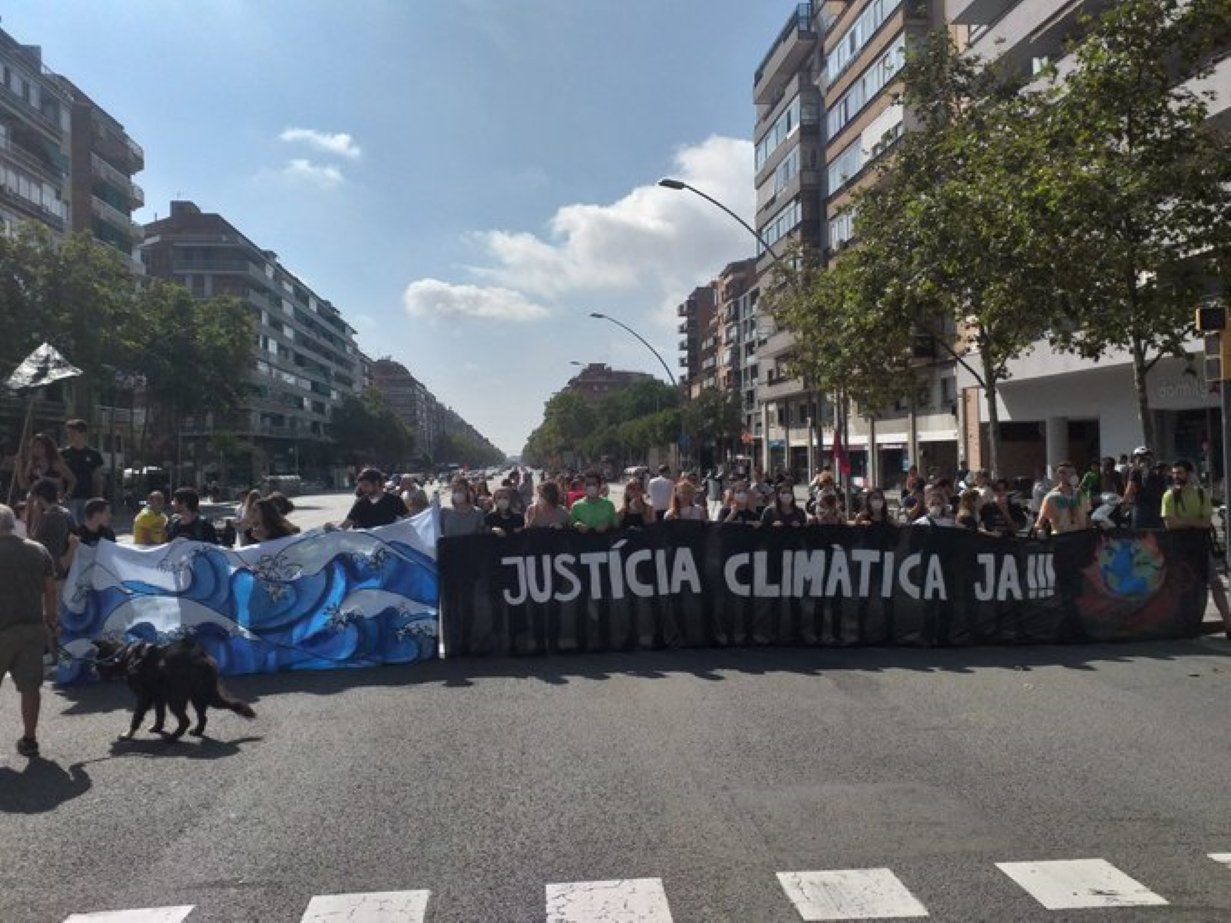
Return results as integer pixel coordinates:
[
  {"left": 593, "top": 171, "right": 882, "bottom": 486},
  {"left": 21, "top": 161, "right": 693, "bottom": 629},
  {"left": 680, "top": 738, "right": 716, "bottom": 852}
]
[
  {"left": 996, "top": 859, "right": 1169, "bottom": 909},
  {"left": 1210, "top": 853, "right": 1231, "bottom": 867},
  {"left": 777, "top": 868, "right": 928, "bottom": 920},
  {"left": 63, "top": 908, "right": 195, "bottom": 923},
  {"left": 545, "top": 878, "right": 673, "bottom": 922},
  {"left": 299, "top": 890, "right": 430, "bottom": 922}
]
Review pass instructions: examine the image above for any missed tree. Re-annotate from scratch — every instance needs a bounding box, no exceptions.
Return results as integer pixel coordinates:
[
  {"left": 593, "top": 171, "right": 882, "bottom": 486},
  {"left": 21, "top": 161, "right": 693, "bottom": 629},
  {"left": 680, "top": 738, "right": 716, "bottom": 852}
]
[
  {"left": 130, "top": 281, "right": 255, "bottom": 469},
  {"left": 683, "top": 387, "right": 743, "bottom": 461},
  {"left": 1045, "top": 0, "right": 1231, "bottom": 448},
  {"left": 328, "top": 388, "right": 416, "bottom": 467}
]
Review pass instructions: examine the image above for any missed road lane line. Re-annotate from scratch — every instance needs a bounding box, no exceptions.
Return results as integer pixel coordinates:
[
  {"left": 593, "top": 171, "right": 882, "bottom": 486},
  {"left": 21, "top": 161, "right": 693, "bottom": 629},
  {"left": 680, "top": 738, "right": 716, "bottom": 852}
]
[
  {"left": 63, "top": 908, "right": 195, "bottom": 923},
  {"left": 545, "top": 878, "right": 673, "bottom": 922},
  {"left": 1210, "top": 853, "right": 1231, "bottom": 867},
  {"left": 299, "top": 890, "right": 430, "bottom": 922},
  {"left": 777, "top": 868, "right": 928, "bottom": 920},
  {"left": 996, "top": 859, "right": 1168, "bottom": 909}
]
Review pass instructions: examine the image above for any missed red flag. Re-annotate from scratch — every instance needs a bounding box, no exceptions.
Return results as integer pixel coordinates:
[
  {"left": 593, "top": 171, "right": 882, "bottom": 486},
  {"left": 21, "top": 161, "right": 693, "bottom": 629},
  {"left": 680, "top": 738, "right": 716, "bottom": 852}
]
[{"left": 832, "top": 418, "right": 851, "bottom": 477}]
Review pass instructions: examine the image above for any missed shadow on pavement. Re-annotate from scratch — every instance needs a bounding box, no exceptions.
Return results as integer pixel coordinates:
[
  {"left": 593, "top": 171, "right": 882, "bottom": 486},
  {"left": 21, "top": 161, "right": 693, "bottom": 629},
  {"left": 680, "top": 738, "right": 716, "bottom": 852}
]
[
  {"left": 105, "top": 735, "right": 263, "bottom": 760},
  {"left": 0, "top": 757, "right": 91, "bottom": 814},
  {"left": 72, "top": 637, "right": 1224, "bottom": 703}
]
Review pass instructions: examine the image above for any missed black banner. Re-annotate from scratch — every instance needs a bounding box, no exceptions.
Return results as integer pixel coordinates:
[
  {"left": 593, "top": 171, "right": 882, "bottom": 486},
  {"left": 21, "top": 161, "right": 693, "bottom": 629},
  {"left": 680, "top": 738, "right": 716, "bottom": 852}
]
[{"left": 438, "top": 524, "right": 1210, "bottom": 656}]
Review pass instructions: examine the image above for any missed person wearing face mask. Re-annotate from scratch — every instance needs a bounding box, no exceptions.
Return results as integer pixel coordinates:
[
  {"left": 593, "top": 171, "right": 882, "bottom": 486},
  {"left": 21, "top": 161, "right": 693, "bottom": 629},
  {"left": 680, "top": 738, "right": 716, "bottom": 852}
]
[
  {"left": 980, "top": 478, "right": 1026, "bottom": 537},
  {"left": 485, "top": 486, "right": 525, "bottom": 537},
  {"left": 912, "top": 487, "right": 955, "bottom": 527},
  {"left": 810, "top": 488, "right": 845, "bottom": 526},
  {"left": 1034, "top": 461, "right": 1088, "bottom": 535},
  {"left": 1162, "top": 458, "right": 1231, "bottom": 638},
  {"left": 569, "top": 470, "right": 619, "bottom": 533},
  {"left": 854, "top": 488, "right": 893, "bottom": 527},
  {"left": 440, "top": 478, "right": 486, "bottom": 537},
  {"left": 716, "top": 485, "right": 761, "bottom": 525},
  {"left": 340, "top": 468, "right": 406, "bottom": 530},
  {"left": 761, "top": 482, "right": 806, "bottom": 528}
]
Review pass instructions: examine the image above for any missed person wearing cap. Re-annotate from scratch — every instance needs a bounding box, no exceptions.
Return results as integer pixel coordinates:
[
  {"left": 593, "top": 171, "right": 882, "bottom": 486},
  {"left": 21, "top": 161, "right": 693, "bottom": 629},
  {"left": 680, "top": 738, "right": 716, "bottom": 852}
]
[
  {"left": 1162, "top": 458, "right": 1231, "bottom": 639},
  {"left": 1123, "top": 447, "right": 1166, "bottom": 530}
]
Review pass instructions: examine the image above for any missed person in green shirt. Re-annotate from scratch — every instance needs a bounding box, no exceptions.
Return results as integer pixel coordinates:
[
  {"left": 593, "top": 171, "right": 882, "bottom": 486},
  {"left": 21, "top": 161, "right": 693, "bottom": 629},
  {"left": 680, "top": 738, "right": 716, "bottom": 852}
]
[
  {"left": 569, "top": 470, "right": 618, "bottom": 533},
  {"left": 1162, "top": 458, "right": 1230, "bottom": 639}
]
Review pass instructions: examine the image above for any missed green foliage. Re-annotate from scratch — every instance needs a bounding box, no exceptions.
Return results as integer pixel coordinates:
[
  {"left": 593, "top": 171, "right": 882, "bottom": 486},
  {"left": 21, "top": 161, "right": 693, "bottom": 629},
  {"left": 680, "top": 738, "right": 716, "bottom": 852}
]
[
  {"left": 435, "top": 428, "right": 504, "bottom": 468},
  {"left": 522, "top": 379, "right": 681, "bottom": 467},
  {"left": 1043, "top": 0, "right": 1231, "bottom": 446},
  {"left": 682, "top": 387, "right": 743, "bottom": 447},
  {"left": 132, "top": 280, "right": 255, "bottom": 426},
  {"left": 328, "top": 388, "right": 416, "bottom": 467}
]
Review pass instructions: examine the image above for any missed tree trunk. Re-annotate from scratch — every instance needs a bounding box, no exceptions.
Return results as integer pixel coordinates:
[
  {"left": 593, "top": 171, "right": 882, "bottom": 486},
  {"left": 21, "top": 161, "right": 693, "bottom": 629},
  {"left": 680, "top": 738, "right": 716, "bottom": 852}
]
[
  {"left": 1131, "top": 339, "right": 1155, "bottom": 450},
  {"left": 982, "top": 351, "right": 1002, "bottom": 479}
]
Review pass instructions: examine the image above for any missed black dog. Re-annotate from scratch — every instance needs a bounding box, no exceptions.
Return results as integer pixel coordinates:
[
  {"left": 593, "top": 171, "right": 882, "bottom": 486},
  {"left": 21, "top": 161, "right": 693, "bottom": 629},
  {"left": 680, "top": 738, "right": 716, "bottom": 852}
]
[{"left": 93, "top": 638, "right": 256, "bottom": 740}]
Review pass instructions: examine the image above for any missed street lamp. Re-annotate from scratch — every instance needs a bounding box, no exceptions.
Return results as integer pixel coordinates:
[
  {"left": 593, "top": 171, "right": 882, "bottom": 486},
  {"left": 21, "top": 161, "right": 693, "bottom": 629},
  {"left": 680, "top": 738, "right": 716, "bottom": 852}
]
[
  {"left": 588, "top": 312, "right": 677, "bottom": 385},
  {"left": 588, "top": 311, "right": 685, "bottom": 468},
  {"left": 657, "top": 178, "right": 781, "bottom": 265}
]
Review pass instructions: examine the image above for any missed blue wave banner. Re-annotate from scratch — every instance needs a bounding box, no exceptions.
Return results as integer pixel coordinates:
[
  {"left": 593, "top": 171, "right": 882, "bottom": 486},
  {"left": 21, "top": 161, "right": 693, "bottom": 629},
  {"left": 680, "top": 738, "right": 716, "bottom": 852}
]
[{"left": 56, "top": 512, "right": 440, "bottom": 686}]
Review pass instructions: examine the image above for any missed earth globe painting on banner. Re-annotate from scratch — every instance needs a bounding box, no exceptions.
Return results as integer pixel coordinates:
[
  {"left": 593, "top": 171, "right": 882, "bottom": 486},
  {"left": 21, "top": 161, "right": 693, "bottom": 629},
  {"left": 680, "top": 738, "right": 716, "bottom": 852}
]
[{"left": 1079, "top": 533, "right": 1175, "bottom": 633}]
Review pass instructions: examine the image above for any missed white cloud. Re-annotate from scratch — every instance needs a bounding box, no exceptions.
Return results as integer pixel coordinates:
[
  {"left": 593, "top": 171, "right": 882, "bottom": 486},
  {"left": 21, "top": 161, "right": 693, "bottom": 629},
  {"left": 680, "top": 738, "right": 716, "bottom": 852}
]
[
  {"left": 403, "top": 278, "right": 550, "bottom": 323},
  {"left": 279, "top": 127, "right": 362, "bottom": 159},
  {"left": 397, "top": 134, "right": 754, "bottom": 335},
  {"left": 470, "top": 134, "right": 755, "bottom": 304},
  {"left": 281, "top": 158, "right": 344, "bottom": 188}
]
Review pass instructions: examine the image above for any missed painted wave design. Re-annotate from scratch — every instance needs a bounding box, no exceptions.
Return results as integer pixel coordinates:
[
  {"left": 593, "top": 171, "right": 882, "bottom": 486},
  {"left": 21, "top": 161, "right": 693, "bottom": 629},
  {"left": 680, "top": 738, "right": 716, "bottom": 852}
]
[{"left": 57, "top": 518, "right": 440, "bottom": 686}]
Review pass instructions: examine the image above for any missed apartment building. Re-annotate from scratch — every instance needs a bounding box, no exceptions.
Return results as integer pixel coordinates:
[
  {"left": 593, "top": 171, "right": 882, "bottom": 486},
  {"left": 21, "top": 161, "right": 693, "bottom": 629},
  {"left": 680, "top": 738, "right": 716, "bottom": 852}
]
[
  {"left": 55, "top": 76, "right": 144, "bottom": 264},
  {"left": 0, "top": 32, "right": 70, "bottom": 236},
  {"left": 678, "top": 285, "right": 716, "bottom": 387},
  {"left": 950, "top": 0, "right": 1231, "bottom": 476},
  {"left": 142, "top": 201, "right": 363, "bottom": 478},
  {"left": 752, "top": 2, "right": 826, "bottom": 476},
  {"left": 565, "top": 363, "right": 653, "bottom": 402},
  {"left": 715, "top": 259, "right": 762, "bottom": 453}
]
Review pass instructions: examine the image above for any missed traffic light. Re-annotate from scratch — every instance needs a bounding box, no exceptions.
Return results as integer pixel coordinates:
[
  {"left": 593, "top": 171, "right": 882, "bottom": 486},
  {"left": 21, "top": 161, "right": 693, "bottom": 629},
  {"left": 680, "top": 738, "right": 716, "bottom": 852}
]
[
  {"left": 1196, "top": 305, "right": 1228, "bottom": 332},
  {"left": 1199, "top": 306, "right": 1231, "bottom": 382}
]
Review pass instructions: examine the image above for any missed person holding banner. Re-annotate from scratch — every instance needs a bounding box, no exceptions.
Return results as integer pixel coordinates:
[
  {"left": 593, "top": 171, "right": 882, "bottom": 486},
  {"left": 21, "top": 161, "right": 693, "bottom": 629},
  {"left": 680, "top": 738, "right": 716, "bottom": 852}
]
[
  {"left": 716, "top": 486, "right": 761, "bottom": 525},
  {"left": 486, "top": 486, "right": 525, "bottom": 536},
  {"left": 761, "top": 482, "right": 806, "bottom": 528},
  {"left": 569, "top": 471, "right": 619, "bottom": 533},
  {"left": 525, "top": 481, "right": 570, "bottom": 530},
  {"left": 1035, "top": 461, "right": 1088, "bottom": 535},
  {"left": 340, "top": 468, "right": 406, "bottom": 530},
  {"left": 441, "top": 480, "right": 486, "bottom": 537},
  {"left": 854, "top": 487, "right": 894, "bottom": 527},
  {"left": 615, "top": 478, "right": 656, "bottom": 529},
  {"left": 665, "top": 478, "right": 708, "bottom": 522},
  {"left": 1162, "top": 458, "right": 1231, "bottom": 638}
]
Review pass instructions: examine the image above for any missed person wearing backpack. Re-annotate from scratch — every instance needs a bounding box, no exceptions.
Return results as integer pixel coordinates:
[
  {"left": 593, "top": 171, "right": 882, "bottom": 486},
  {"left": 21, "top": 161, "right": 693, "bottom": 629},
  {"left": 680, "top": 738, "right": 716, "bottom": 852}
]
[{"left": 1162, "top": 458, "right": 1231, "bottom": 639}]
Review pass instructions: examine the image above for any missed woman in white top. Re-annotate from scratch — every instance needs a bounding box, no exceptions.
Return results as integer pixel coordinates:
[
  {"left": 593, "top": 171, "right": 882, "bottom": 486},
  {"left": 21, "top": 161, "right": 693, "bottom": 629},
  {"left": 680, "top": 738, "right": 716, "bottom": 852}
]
[{"left": 665, "top": 479, "right": 708, "bottom": 521}]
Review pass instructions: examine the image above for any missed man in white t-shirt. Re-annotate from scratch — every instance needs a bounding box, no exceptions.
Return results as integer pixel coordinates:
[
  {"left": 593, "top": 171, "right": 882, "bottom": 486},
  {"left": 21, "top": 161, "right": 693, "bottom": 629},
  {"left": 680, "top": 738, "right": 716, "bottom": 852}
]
[{"left": 647, "top": 464, "right": 674, "bottom": 521}]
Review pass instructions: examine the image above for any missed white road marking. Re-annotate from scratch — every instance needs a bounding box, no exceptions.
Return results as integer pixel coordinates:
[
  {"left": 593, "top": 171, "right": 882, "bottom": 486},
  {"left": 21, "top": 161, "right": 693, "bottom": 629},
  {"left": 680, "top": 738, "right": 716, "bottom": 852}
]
[
  {"left": 299, "top": 890, "right": 430, "bottom": 922},
  {"left": 996, "top": 858, "right": 1168, "bottom": 909},
  {"left": 777, "top": 868, "right": 928, "bottom": 920},
  {"left": 1210, "top": 853, "right": 1231, "bottom": 867},
  {"left": 545, "top": 878, "right": 673, "bottom": 922},
  {"left": 63, "top": 908, "right": 195, "bottom": 923}
]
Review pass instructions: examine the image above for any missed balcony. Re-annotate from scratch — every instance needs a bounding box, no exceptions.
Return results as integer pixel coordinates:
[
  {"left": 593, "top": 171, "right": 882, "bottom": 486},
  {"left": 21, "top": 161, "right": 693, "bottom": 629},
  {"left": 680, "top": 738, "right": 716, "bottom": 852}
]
[
  {"left": 945, "top": 0, "right": 1016, "bottom": 24},
  {"left": 0, "top": 134, "right": 64, "bottom": 182},
  {"left": 758, "top": 328, "right": 797, "bottom": 360},
  {"left": 0, "top": 80, "right": 63, "bottom": 139},
  {"left": 0, "top": 181, "right": 65, "bottom": 229},
  {"left": 91, "top": 153, "right": 144, "bottom": 207},
  {"left": 92, "top": 121, "right": 144, "bottom": 172},
  {"left": 91, "top": 195, "right": 142, "bottom": 240},
  {"left": 678, "top": 337, "right": 691, "bottom": 352},
  {"left": 759, "top": 373, "right": 807, "bottom": 402},
  {"left": 677, "top": 319, "right": 694, "bottom": 334},
  {"left": 754, "top": 4, "right": 819, "bottom": 105}
]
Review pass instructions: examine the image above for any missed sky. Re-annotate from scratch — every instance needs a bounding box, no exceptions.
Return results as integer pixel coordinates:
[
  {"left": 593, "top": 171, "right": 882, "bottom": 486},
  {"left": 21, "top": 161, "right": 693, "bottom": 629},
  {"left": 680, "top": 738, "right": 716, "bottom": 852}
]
[{"left": 4, "top": 0, "right": 794, "bottom": 456}]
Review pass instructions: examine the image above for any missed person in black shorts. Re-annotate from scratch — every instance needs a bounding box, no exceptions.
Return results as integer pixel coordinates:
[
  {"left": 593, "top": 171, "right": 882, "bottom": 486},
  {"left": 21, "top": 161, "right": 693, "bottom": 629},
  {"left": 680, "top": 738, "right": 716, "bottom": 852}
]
[{"left": 341, "top": 468, "right": 406, "bottom": 529}]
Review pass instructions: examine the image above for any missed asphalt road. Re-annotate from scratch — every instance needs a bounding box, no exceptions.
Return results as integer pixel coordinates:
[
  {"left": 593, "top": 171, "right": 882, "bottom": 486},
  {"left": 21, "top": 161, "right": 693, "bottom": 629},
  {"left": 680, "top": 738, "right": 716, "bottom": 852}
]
[{"left": 4, "top": 638, "right": 1231, "bottom": 921}]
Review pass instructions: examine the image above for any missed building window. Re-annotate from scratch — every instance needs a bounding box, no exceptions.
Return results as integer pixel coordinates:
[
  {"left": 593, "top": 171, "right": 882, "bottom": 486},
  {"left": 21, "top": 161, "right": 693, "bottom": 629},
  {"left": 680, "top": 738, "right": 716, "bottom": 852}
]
[
  {"left": 825, "top": 34, "right": 906, "bottom": 141},
  {"left": 829, "top": 208, "right": 857, "bottom": 248},
  {"left": 759, "top": 198, "right": 803, "bottom": 253},
  {"left": 824, "top": 0, "right": 902, "bottom": 88}
]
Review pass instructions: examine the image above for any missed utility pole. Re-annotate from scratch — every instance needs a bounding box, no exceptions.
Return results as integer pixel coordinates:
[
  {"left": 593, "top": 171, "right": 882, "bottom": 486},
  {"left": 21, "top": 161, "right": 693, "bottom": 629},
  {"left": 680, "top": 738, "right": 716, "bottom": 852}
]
[{"left": 1197, "top": 304, "right": 1230, "bottom": 575}]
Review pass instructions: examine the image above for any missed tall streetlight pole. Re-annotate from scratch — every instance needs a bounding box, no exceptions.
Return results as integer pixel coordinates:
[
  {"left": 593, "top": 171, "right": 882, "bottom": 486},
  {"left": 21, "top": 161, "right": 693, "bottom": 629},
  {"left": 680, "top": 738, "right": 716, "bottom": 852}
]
[
  {"left": 588, "top": 311, "right": 684, "bottom": 468},
  {"left": 658, "top": 177, "right": 799, "bottom": 481},
  {"left": 657, "top": 178, "right": 781, "bottom": 265}
]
